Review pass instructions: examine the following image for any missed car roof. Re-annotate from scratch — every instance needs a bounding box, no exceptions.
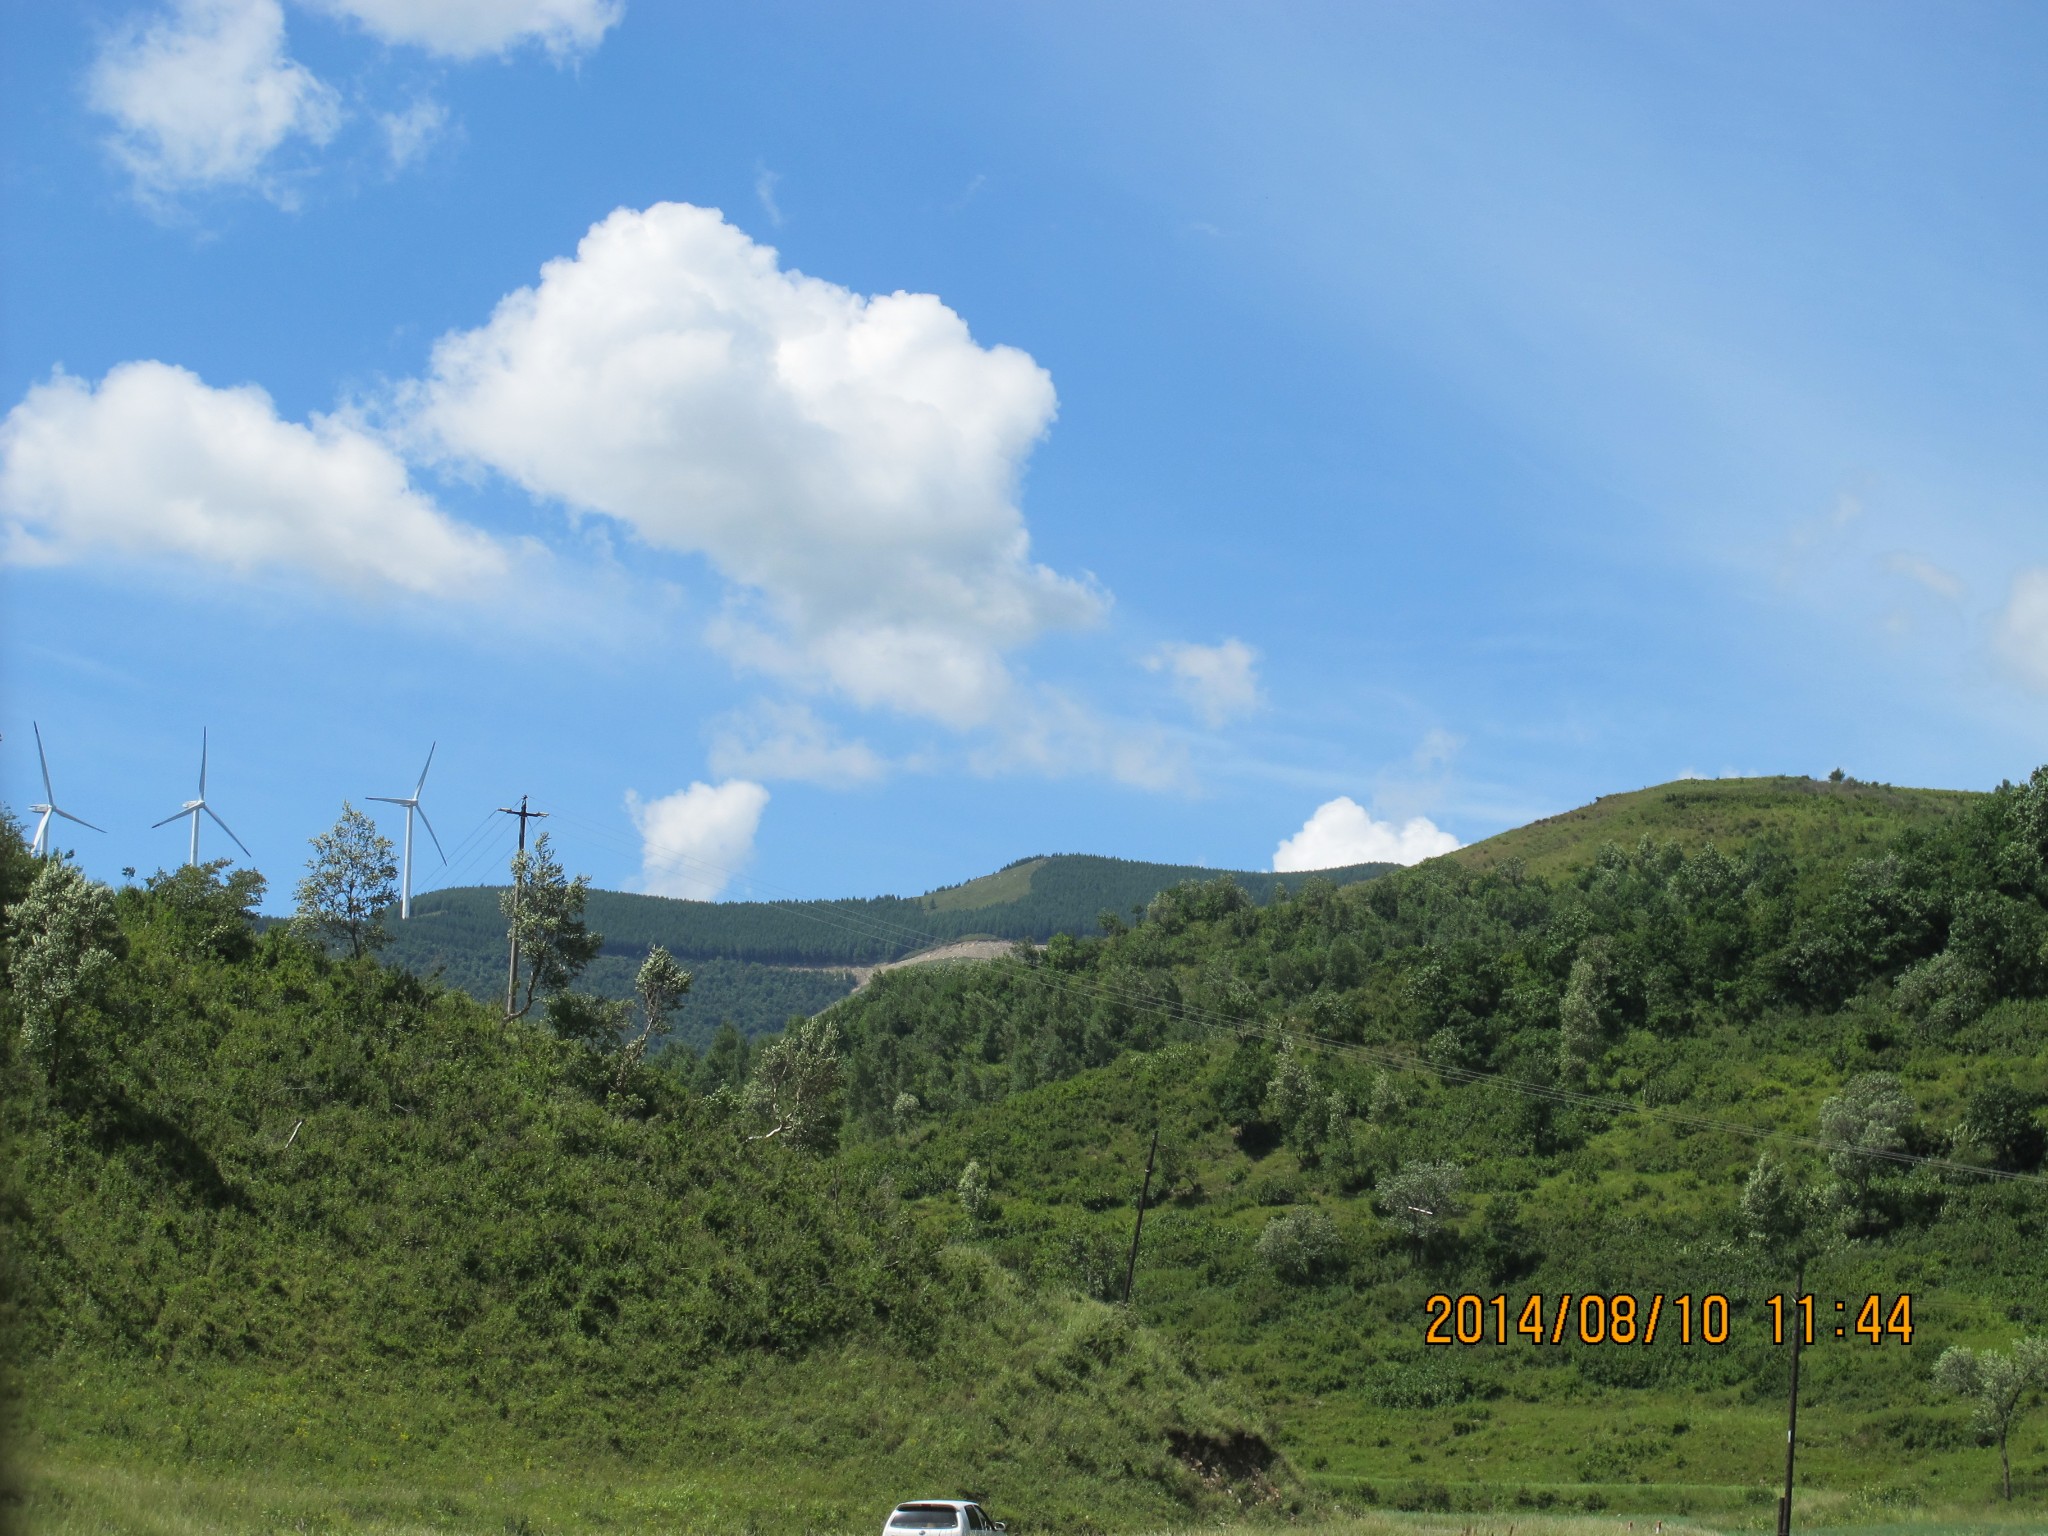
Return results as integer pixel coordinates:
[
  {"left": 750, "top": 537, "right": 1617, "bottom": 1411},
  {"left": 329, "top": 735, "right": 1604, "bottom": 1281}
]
[{"left": 894, "top": 1500, "right": 975, "bottom": 1508}]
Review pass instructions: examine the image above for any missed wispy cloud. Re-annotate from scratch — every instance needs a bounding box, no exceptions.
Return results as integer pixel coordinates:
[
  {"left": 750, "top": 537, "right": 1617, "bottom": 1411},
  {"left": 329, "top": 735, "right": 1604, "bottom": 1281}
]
[{"left": 754, "top": 167, "right": 784, "bottom": 226}]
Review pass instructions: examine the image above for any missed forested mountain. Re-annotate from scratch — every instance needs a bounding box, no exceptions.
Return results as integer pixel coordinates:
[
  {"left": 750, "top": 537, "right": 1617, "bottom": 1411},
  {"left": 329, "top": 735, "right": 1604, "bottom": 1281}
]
[
  {"left": 7, "top": 771, "right": 2047, "bottom": 1528},
  {"left": 379, "top": 852, "right": 1396, "bottom": 1041}
]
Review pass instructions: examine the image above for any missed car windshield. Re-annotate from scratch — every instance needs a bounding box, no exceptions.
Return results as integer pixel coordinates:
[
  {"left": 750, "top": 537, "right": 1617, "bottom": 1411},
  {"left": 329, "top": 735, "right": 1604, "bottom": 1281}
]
[{"left": 889, "top": 1509, "right": 960, "bottom": 1530}]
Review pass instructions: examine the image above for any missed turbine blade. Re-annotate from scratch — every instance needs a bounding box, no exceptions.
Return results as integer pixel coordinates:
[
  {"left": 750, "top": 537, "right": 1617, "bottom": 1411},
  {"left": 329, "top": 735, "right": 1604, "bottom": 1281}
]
[
  {"left": 366, "top": 796, "right": 406, "bottom": 805},
  {"left": 204, "top": 803, "right": 252, "bottom": 858},
  {"left": 415, "top": 742, "right": 436, "bottom": 797},
  {"left": 53, "top": 808, "right": 105, "bottom": 834},
  {"left": 34, "top": 722, "right": 54, "bottom": 803},
  {"left": 199, "top": 727, "right": 208, "bottom": 797},
  {"left": 152, "top": 809, "right": 193, "bottom": 829},
  {"left": 416, "top": 803, "right": 447, "bottom": 863}
]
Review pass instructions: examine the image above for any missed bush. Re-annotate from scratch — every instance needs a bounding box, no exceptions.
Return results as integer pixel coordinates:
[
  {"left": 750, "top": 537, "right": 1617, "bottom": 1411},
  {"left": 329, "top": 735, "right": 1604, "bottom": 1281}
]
[{"left": 1256, "top": 1206, "right": 1340, "bottom": 1282}]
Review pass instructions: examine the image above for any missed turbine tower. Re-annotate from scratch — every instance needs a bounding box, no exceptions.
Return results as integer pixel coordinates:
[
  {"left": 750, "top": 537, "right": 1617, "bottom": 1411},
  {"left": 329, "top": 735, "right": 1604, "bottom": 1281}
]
[
  {"left": 153, "top": 728, "right": 251, "bottom": 866},
  {"left": 369, "top": 743, "right": 445, "bottom": 920},
  {"left": 27, "top": 722, "right": 105, "bottom": 858}
]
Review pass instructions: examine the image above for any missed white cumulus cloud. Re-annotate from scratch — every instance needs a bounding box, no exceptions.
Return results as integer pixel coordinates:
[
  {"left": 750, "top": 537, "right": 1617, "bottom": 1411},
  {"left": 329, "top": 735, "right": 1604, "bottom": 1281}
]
[
  {"left": 89, "top": 0, "right": 342, "bottom": 199},
  {"left": 303, "top": 0, "right": 622, "bottom": 59},
  {"left": 401, "top": 201, "right": 1102, "bottom": 727},
  {"left": 708, "top": 701, "right": 886, "bottom": 787},
  {"left": 0, "top": 361, "right": 509, "bottom": 596},
  {"left": 1273, "top": 796, "right": 1460, "bottom": 871},
  {"left": 1144, "top": 637, "right": 1261, "bottom": 726},
  {"left": 624, "top": 779, "right": 770, "bottom": 900}
]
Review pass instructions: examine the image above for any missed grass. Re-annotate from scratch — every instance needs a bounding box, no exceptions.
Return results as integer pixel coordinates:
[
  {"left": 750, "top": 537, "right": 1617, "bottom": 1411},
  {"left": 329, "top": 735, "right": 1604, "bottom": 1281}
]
[
  {"left": 1444, "top": 777, "right": 1981, "bottom": 884},
  {"left": 17, "top": 1462, "right": 2046, "bottom": 1536},
  {"left": 924, "top": 859, "right": 1048, "bottom": 913}
]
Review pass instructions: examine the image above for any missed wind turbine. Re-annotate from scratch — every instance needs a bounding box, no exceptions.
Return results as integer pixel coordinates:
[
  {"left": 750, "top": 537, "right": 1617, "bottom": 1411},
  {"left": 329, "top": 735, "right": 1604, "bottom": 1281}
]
[
  {"left": 369, "top": 743, "right": 445, "bottom": 919},
  {"left": 27, "top": 722, "right": 105, "bottom": 858},
  {"left": 153, "top": 728, "right": 251, "bottom": 866}
]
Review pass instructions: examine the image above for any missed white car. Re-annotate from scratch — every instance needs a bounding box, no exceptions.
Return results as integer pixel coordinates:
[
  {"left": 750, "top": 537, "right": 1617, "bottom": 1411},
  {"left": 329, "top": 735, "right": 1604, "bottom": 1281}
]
[{"left": 881, "top": 1500, "right": 1005, "bottom": 1535}]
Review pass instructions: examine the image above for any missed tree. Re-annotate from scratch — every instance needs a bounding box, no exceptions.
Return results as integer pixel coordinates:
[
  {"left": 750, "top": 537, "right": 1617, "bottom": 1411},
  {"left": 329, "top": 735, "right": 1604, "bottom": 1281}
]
[
  {"left": 1256, "top": 1206, "right": 1340, "bottom": 1282},
  {"left": 1558, "top": 937, "right": 1616, "bottom": 1082},
  {"left": 1934, "top": 1336, "right": 2048, "bottom": 1500},
  {"left": 743, "top": 1014, "right": 844, "bottom": 1149},
  {"left": 613, "top": 945, "right": 691, "bottom": 1093},
  {"left": 1377, "top": 1161, "right": 1465, "bottom": 1246},
  {"left": 11, "top": 860, "right": 122, "bottom": 1084},
  {"left": 293, "top": 803, "right": 398, "bottom": 959},
  {"left": 1818, "top": 1072, "right": 1915, "bottom": 1226},
  {"left": 1958, "top": 1082, "right": 2046, "bottom": 1174},
  {"left": 1263, "top": 1035, "right": 1326, "bottom": 1158},
  {"left": 145, "top": 860, "right": 266, "bottom": 961},
  {"left": 1738, "top": 1153, "right": 1833, "bottom": 1280},
  {"left": 501, "top": 832, "right": 601, "bottom": 1022},
  {"left": 957, "top": 1159, "right": 991, "bottom": 1224},
  {"left": 1212, "top": 1037, "right": 1275, "bottom": 1131}
]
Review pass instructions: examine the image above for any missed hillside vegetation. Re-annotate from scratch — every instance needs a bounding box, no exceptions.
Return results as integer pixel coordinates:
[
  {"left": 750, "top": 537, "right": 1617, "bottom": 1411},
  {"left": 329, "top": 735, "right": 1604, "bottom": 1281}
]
[
  {"left": 1448, "top": 776, "right": 1977, "bottom": 886},
  {"left": 0, "top": 823, "right": 1287, "bottom": 1534},
  {"left": 811, "top": 771, "right": 2047, "bottom": 1514},
  {"left": 381, "top": 852, "right": 1395, "bottom": 1041},
  {"left": 6, "top": 770, "right": 2048, "bottom": 1530}
]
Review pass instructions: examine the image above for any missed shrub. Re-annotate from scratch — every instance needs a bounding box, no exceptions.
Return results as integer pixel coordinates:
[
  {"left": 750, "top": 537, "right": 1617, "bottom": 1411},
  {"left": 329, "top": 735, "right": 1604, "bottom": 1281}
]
[{"left": 1256, "top": 1206, "right": 1340, "bottom": 1282}]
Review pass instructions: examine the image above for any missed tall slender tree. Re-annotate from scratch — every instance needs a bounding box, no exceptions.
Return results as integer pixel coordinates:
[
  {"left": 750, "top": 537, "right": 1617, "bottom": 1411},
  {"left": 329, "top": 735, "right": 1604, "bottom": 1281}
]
[
  {"left": 501, "top": 831, "right": 601, "bottom": 1022},
  {"left": 293, "top": 803, "right": 398, "bottom": 959}
]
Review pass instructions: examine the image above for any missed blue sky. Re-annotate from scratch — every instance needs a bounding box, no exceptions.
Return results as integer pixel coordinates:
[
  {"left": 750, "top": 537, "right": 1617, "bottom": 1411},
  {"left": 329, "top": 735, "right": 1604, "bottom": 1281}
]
[{"left": 3, "top": 0, "right": 2045, "bottom": 908}]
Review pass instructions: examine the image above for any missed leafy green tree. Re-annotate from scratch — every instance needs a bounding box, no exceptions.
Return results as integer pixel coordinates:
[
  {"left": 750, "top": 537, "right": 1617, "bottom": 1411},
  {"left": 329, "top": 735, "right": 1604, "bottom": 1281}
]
[
  {"left": 1557, "top": 937, "right": 1616, "bottom": 1082},
  {"left": 1738, "top": 1152, "right": 1833, "bottom": 1280},
  {"left": 1933, "top": 1336, "right": 2048, "bottom": 1500},
  {"left": 1256, "top": 1206, "right": 1340, "bottom": 1282},
  {"left": 1262, "top": 1035, "right": 1326, "bottom": 1158},
  {"left": 144, "top": 860, "right": 266, "bottom": 961},
  {"left": 1474, "top": 1194, "right": 1539, "bottom": 1285},
  {"left": 1894, "top": 950, "right": 1992, "bottom": 1036},
  {"left": 1211, "top": 1037, "right": 1274, "bottom": 1132},
  {"left": 501, "top": 832, "right": 602, "bottom": 1022},
  {"left": 613, "top": 945, "right": 692, "bottom": 1093},
  {"left": 1377, "top": 1161, "right": 1464, "bottom": 1246},
  {"left": 1818, "top": 1072, "right": 1915, "bottom": 1227},
  {"left": 10, "top": 860, "right": 122, "bottom": 1084},
  {"left": 293, "top": 803, "right": 398, "bottom": 959},
  {"left": 743, "top": 1014, "right": 844, "bottom": 1150},
  {"left": 1958, "top": 1082, "right": 2046, "bottom": 1174},
  {"left": 957, "top": 1159, "right": 991, "bottom": 1224}
]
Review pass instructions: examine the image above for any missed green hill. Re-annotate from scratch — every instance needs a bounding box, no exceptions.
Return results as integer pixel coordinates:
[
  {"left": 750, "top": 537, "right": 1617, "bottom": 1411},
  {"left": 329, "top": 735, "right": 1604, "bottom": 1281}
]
[
  {"left": 8, "top": 769, "right": 2048, "bottom": 1530},
  {"left": 381, "top": 852, "right": 1397, "bottom": 1043},
  {"left": 1446, "top": 774, "right": 1980, "bottom": 885},
  {"left": 0, "top": 828, "right": 1292, "bottom": 1534}
]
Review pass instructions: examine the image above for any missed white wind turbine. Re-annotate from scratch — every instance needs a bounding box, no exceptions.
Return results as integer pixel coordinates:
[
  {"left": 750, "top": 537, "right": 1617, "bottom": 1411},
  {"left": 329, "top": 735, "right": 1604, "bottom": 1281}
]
[
  {"left": 28, "top": 722, "right": 105, "bottom": 858},
  {"left": 369, "top": 743, "right": 445, "bottom": 920},
  {"left": 153, "top": 728, "right": 251, "bottom": 866}
]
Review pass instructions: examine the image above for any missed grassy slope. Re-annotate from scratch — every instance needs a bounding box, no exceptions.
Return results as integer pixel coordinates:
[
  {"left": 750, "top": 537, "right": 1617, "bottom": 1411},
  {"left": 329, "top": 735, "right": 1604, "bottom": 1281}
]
[
  {"left": 856, "top": 1028, "right": 2047, "bottom": 1516},
  {"left": 1446, "top": 777, "right": 1980, "bottom": 884},
  {"left": 4, "top": 887, "right": 1293, "bottom": 1535},
  {"left": 820, "top": 773, "right": 2048, "bottom": 1517}
]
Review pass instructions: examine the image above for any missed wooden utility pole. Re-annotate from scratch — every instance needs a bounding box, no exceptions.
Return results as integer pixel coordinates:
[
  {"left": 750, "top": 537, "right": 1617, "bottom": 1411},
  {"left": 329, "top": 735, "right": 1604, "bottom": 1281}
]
[
  {"left": 497, "top": 796, "right": 548, "bottom": 1017},
  {"left": 1777, "top": 1268, "right": 1805, "bottom": 1536},
  {"left": 1120, "top": 1126, "right": 1161, "bottom": 1306}
]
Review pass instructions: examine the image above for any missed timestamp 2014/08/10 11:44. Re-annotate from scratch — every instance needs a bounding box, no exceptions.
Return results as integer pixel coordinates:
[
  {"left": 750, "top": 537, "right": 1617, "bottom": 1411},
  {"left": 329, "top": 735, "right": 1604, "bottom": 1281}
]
[{"left": 1422, "top": 1292, "right": 1916, "bottom": 1347}]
